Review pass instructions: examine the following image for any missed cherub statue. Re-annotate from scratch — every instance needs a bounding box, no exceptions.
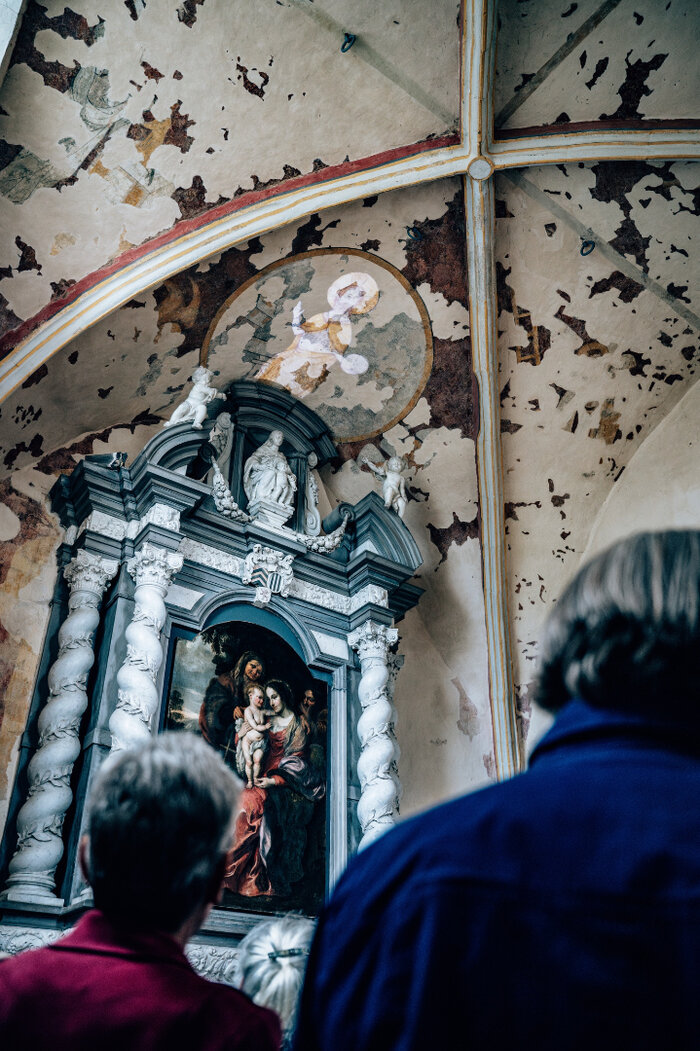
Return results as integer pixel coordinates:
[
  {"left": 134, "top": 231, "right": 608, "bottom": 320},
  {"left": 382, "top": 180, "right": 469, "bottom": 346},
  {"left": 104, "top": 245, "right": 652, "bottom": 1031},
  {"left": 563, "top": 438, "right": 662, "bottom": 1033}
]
[
  {"left": 163, "top": 366, "right": 225, "bottom": 430},
  {"left": 361, "top": 454, "right": 409, "bottom": 519}
]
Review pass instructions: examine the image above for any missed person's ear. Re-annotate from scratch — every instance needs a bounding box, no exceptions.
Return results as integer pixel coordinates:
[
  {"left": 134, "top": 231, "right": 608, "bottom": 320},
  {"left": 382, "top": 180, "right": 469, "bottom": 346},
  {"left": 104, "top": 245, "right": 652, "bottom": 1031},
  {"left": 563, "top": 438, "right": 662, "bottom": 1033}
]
[{"left": 78, "top": 836, "right": 91, "bottom": 884}]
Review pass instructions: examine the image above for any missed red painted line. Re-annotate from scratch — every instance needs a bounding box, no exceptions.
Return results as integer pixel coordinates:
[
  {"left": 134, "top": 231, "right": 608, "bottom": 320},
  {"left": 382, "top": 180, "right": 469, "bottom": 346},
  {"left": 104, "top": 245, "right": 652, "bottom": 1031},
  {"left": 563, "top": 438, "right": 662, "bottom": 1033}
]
[{"left": 0, "top": 133, "right": 459, "bottom": 362}]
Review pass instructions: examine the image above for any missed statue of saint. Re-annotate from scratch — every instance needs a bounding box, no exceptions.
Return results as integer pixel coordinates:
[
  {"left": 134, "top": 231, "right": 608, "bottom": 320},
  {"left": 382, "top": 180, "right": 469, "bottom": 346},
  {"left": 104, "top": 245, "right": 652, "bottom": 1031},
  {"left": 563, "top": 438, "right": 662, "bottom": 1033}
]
[{"left": 243, "top": 430, "right": 297, "bottom": 509}]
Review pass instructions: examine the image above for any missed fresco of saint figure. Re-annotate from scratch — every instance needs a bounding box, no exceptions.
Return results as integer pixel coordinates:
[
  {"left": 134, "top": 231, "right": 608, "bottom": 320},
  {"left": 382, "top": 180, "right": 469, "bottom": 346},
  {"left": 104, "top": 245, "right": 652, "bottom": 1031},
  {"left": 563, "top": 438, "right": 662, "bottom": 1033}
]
[{"left": 255, "top": 271, "right": 379, "bottom": 398}]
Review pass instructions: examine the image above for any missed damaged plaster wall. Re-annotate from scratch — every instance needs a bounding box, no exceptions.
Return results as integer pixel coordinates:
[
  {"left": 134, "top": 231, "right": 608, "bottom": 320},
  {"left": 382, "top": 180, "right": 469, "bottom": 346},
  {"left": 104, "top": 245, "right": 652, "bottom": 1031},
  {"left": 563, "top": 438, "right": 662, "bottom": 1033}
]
[
  {"left": 0, "top": 177, "right": 493, "bottom": 828},
  {"left": 496, "top": 159, "right": 699, "bottom": 745},
  {"left": 495, "top": 0, "right": 699, "bottom": 129},
  {"left": 0, "top": 0, "right": 459, "bottom": 341}
]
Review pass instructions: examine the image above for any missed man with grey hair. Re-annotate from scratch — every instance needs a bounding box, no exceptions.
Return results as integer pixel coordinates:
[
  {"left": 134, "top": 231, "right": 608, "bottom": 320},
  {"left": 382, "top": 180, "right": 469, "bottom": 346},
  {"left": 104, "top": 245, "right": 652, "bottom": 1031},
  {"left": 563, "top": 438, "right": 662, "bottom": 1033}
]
[
  {"left": 0, "top": 732, "right": 281, "bottom": 1050},
  {"left": 295, "top": 529, "right": 700, "bottom": 1050}
]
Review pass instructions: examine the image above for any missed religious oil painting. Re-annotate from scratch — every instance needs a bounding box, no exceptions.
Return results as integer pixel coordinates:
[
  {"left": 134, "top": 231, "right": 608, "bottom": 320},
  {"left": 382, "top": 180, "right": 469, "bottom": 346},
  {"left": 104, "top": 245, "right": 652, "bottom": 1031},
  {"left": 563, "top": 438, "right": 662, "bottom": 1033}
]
[
  {"left": 165, "top": 621, "right": 327, "bottom": 916},
  {"left": 202, "top": 248, "right": 433, "bottom": 442}
]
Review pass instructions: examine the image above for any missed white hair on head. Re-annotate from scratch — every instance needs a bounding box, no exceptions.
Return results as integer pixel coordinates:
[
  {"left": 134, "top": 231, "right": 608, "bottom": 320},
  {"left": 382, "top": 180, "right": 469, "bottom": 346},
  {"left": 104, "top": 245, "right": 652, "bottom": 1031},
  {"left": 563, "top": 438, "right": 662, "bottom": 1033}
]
[
  {"left": 236, "top": 914, "right": 315, "bottom": 1042},
  {"left": 85, "top": 732, "right": 241, "bottom": 932}
]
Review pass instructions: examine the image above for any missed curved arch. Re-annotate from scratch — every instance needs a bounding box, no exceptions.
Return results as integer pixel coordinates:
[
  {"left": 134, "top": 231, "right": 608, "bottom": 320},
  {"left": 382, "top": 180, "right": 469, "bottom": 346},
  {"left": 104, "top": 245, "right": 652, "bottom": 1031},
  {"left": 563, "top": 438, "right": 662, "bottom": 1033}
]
[
  {"left": 199, "top": 593, "right": 322, "bottom": 667},
  {"left": 0, "top": 139, "right": 464, "bottom": 406}
]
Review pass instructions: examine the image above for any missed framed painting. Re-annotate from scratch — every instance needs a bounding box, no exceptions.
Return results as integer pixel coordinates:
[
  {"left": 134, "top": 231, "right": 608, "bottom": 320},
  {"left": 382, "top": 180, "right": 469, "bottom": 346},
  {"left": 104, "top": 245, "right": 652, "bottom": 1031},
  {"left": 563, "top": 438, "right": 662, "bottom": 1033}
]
[{"left": 164, "top": 620, "right": 327, "bottom": 916}]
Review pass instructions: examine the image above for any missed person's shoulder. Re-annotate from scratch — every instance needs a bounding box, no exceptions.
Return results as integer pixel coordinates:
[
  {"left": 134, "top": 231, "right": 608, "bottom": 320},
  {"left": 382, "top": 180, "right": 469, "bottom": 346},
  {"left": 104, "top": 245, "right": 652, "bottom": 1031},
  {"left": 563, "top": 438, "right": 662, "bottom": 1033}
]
[
  {"left": 199, "top": 981, "right": 281, "bottom": 1046},
  {"left": 332, "top": 774, "right": 538, "bottom": 904},
  {"left": 0, "top": 941, "right": 58, "bottom": 1000}
]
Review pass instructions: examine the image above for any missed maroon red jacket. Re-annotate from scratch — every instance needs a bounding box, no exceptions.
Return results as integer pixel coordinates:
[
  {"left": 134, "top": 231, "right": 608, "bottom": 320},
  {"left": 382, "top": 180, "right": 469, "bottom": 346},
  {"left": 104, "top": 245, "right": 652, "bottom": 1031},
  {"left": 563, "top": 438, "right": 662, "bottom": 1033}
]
[{"left": 0, "top": 909, "right": 281, "bottom": 1051}]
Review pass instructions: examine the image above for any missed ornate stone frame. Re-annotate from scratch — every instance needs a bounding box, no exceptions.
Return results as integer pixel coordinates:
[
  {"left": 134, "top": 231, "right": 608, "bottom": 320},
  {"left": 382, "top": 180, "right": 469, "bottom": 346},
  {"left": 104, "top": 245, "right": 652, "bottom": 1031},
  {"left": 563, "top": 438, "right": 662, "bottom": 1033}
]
[{"left": 0, "top": 383, "right": 422, "bottom": 963}]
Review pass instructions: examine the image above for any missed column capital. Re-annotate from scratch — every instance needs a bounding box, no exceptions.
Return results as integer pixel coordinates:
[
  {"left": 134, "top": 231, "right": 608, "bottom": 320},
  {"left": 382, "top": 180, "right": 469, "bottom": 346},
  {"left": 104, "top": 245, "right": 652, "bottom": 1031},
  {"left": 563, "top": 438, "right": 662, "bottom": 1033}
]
[
  {"left": 64, "top": 550, "right": 119, "bottom": 595},
  {"left": 127, "top": 542, "right": 183, "bottom": 590},
  {"left": 349, "top": 620, "right": 398, "bottom": 659}
]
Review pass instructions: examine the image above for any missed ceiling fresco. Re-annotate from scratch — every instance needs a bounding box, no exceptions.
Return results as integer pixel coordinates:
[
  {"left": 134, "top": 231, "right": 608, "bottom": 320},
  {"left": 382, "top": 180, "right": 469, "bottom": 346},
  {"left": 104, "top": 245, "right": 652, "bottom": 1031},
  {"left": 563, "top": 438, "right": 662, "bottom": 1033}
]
[
  {"left": 0, "top": 0, "right": 460, "bottom": 342},
  {"left": 204, "top": 249, "right": 433, "bottom": 441},
  {"left": 495, "top": 0, "right": 700, "bottom": 131}
]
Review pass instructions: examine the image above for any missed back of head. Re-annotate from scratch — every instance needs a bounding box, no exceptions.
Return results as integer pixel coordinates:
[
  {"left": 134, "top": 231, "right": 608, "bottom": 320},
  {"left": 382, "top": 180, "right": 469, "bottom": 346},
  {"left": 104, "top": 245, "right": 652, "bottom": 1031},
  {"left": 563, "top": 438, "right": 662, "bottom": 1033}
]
[
  {"left": 236, "top": 915, "right": 315, "bottom": 1041},
  {"left": 534, "top": 529, "right": 700, "bottom": 716},
  {"left": 84, "top": 732, "right": 241, "bottom": 933}
]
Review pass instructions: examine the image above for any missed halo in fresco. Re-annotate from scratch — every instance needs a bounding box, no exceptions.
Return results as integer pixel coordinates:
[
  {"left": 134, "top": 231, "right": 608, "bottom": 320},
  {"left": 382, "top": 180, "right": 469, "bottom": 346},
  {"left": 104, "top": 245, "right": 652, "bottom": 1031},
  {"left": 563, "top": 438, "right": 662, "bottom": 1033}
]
[{"left": 202, "top": 249, "right": 433, "bottom": 443}]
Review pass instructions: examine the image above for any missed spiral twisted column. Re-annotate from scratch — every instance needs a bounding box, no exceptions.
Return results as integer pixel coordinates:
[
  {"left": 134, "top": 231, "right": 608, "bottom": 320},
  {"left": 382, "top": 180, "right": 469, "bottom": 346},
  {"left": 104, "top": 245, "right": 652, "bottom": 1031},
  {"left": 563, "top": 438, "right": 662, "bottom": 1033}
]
[
  {"left": 349, "top": 620, "right": 401, "bottom": 851},
  {"left": 108, "top": 543, "right": 183, "bottom": 755},
  {"left": 386, "top": 651, "right": 405, "bottom": 806},
  {"left": 3, "top": 551, "right": 118, "bottom": 902}
]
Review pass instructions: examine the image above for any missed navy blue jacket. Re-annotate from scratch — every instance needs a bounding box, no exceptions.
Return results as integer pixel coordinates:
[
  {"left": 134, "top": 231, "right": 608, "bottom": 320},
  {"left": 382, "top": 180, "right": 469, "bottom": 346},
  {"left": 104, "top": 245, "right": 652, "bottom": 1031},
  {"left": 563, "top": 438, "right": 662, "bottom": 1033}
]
[{"left": 294, "top": 699, "right": 700, "bottom": 1050}]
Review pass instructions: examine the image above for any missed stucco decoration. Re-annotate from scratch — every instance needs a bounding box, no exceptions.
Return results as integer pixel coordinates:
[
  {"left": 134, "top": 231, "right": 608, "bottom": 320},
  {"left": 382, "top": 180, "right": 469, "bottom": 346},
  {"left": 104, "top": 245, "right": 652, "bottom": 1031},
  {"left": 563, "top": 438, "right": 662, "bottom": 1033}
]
[
  {"left": 109, "top": 543, "right": 183, "bottom": 754},
  {"left": 211, "top": 460, "right": 250, "bottom": 523},
  {"left": 3, "top": 550, "right": 118, "bottom": 903},
  {"left": 291, "top": 512, "right": 350, "bottom": 554},
  {"left": 204, "top": 249, "right": 433, "bottom": 443},
  {"left": 0, "top": 924, "right": 61, "bottom": 955},
  {"left": 162, "top": 365, "right": 224, "bottom": 429},
  {"left": 185, "top": 943, "right": 240, "bottom": 986},
  {"left": 304, "top": 452, "right": 321, "bottom": 536},
  {"left": 361, "top": 452, "right": 410, "bottom": 518},
  {"left": 241, "top": 544, "right": 295, "bottom": 607},
  {"left": 349, "top": 620, "right": 401, "bottom": 850},
  {"left": 208, "top": 411, "right": 234, "bottom": 469}
]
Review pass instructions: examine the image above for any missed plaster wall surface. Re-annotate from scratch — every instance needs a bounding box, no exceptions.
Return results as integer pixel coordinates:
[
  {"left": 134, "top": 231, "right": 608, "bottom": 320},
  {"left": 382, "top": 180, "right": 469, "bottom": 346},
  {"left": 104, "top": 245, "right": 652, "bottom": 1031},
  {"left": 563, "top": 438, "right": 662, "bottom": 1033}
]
[
  {"left": 496, "top": 159, "right": 699, "bottom": 736},
  {"left": 583, "top": 377, "right": 700, "bottom": 558},
  {"left": 495, "top": 0, "right": 700, "bottom": 130},
  {"left": 0, "top": 0, "right": 459, "bottom": 340}
]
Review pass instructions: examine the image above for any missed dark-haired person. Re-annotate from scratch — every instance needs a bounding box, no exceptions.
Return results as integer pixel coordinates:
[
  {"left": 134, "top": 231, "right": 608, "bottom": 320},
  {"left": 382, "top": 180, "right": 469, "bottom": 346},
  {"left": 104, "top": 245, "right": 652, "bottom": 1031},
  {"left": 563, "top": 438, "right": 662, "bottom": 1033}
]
[
  {"left": 199, "top": 652, "right": 265, "bottom": 764},
  {"left": 294, "top": 529, "right": 700, "bottom": 1051},
  {"left": 0, "top": 733, "right": 281, "bottom": 1051}
]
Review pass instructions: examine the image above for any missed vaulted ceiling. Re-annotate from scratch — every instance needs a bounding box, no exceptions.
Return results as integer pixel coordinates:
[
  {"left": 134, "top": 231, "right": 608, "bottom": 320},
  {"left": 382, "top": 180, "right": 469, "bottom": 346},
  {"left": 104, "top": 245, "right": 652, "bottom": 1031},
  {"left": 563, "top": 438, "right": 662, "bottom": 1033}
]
[{"left": 0, "top": 0, "right": 698, "bottom": 779}]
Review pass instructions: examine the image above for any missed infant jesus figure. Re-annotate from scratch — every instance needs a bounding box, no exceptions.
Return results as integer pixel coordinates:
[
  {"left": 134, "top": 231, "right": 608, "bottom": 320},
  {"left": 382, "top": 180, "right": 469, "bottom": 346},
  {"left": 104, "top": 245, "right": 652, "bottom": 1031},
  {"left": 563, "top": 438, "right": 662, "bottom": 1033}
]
[{"left": 236, "top": 683, "right": 275, "bottom": 788}]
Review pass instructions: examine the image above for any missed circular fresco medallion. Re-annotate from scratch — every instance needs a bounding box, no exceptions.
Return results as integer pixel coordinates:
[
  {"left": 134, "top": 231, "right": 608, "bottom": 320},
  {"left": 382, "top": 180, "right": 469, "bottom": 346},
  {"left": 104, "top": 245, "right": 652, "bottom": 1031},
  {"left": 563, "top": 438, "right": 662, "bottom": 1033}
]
[{"left": 202, "top": 248, "right": 433, "bottom": 443}]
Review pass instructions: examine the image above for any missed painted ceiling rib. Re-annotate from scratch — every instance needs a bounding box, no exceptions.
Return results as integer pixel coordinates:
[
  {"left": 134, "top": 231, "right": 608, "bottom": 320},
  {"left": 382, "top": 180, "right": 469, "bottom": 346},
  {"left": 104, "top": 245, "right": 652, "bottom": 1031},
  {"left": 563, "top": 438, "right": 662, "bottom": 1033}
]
[
  {"left": 465, "top": 172, "right": 521, "bottom": 779},
  {"left": 463, "top": 0, "right": 520, "bottom": 778},
  {"left": 490, "top": 129, "right": 700, "bottom": 168},
  {"left": 494, "top": 0, "right": 625, "bottom": 129}
]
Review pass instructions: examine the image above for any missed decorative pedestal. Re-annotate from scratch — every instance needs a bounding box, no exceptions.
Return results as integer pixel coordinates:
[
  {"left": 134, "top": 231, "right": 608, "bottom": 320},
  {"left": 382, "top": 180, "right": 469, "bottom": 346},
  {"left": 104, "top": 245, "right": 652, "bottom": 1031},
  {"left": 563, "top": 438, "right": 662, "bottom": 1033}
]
[{"left": 247, "top": 498, "right": 294, "bottom": 529}]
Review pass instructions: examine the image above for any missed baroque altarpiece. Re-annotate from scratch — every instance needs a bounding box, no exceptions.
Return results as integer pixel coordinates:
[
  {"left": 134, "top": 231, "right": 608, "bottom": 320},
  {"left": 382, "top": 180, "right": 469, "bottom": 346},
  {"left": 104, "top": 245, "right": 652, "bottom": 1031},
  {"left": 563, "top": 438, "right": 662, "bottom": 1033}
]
[{"left": 0, "top": 381, "right": 421, "bottom": 977}]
